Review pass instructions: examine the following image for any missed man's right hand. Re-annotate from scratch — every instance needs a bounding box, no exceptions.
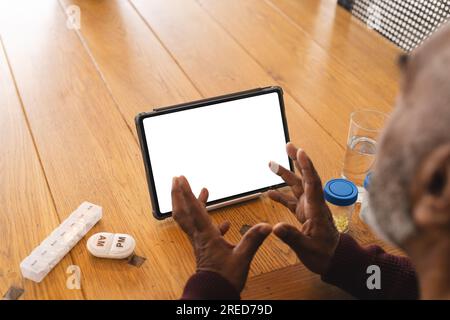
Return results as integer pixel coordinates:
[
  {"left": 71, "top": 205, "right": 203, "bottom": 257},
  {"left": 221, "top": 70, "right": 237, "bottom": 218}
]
[{"left": 267, "top": 143, "right": 340, "bottom": 275}]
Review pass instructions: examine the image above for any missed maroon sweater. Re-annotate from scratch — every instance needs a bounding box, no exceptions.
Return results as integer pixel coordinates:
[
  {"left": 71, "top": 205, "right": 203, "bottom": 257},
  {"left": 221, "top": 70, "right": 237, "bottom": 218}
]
[{"left": 181, "top": 234, "right": 419, "bottom": 300}]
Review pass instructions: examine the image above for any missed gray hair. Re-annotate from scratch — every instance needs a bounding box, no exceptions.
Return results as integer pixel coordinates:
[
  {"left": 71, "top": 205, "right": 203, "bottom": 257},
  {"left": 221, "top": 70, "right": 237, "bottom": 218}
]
[{"left": 369, "top": 22, "right": 450, "bottom": 246}]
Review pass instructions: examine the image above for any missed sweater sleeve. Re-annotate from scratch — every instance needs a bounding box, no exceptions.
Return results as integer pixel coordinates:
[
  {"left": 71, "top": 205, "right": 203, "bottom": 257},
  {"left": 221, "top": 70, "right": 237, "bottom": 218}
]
[
  {"left": 181, "top": 270, "right": 241, "bottom": 300},
  {"left": 321, "top": 233, "right": 419, "bottom": 299}
]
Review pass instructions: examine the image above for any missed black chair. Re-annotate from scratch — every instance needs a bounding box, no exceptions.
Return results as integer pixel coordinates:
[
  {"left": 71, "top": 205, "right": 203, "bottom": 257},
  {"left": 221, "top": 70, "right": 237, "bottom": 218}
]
[{"left": 338, "top": 0, "right": 450, "bottom": 51}]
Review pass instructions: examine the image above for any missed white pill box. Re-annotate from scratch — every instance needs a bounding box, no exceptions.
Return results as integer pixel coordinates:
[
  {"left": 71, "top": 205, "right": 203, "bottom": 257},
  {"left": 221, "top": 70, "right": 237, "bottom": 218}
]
[
  {"left": 87, "top": 232, "right": 135, "bottom": 259},
  {"left": 20, "top": 202, "right": 102, "bottom": 283}
]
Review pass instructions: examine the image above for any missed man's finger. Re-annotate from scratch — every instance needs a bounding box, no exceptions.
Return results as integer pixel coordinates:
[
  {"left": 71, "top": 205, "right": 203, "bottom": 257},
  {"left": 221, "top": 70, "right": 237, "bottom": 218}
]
[
  {"left": 171, "top": 177, "right": 185, "bottom": 217},
  {"left": 197, "top": 187, "right": 209, "bottom": 205},
  {"left": 297, "top": 150, "right": 325, "bottom": 205},
  {"left": 286, "top": 142, "right": 303, "bottom": 173},
  {"left": 269, "top": 161, "right": 303, "bottom": 197},
  {"left": 267, "top": 190, "right": 297, "bottom": 212},
  {"left": 234, "top": 223, "right": 272, "bottom": 261},
  {"left": 273, "top": 222, "right": 310, "bottom": 256},
  {"left": 218, "top": 221, "right": 231, "bottom": 236},
  {"left": 171, "top": 177, "right": 195, "bottom": 235},
  {"left": 178, "top": 176, "right": 212, "bottom": 232},
  {"left": 178, "top": 175, "right": 197, "bottom": 202}
]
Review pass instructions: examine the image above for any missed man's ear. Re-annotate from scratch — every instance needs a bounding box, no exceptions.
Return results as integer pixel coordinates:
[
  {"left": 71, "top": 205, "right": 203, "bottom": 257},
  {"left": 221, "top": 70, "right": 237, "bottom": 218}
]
[{"left": 412, "top": 144, "right": 450, "bottom": 229}]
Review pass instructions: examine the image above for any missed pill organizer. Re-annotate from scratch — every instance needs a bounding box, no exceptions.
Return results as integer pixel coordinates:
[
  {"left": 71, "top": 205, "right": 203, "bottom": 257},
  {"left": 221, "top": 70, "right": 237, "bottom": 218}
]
[
  {"left": 20, "top": 201, "right": 102, "bottom": 283},
  {"left": 87, "top": 232, "right": 135, "bottom": 259}
]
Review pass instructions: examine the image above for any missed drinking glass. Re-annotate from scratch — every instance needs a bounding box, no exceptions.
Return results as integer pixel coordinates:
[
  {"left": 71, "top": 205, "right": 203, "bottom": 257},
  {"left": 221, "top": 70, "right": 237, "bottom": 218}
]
[{"left": 342, "top": 110, "right": 388, "bottom": 188}]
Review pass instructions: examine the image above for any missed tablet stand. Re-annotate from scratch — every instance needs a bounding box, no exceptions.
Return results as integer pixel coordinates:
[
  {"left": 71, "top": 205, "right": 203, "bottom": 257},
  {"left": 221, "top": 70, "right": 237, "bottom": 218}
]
[{"left": 206, "top": 193, "right": 262, "bottom": 211}]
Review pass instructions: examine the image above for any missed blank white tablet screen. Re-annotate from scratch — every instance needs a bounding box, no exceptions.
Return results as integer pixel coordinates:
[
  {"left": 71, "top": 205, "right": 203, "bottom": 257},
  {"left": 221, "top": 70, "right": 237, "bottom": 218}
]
[{"left": 143, "top": 91, "right": 291, "bottom": 214}]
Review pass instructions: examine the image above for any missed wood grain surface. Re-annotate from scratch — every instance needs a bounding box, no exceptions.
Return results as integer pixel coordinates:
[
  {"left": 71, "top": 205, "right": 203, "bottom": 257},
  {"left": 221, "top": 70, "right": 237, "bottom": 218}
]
[{"left": 0, "top": 0, "right": 402, "bottom": 299}]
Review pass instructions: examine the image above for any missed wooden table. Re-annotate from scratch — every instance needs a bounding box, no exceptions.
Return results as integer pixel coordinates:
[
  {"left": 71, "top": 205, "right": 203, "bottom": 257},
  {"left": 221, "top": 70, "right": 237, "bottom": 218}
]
[{"left": 0, "top": 0, "right": 402, "bottom": 299}]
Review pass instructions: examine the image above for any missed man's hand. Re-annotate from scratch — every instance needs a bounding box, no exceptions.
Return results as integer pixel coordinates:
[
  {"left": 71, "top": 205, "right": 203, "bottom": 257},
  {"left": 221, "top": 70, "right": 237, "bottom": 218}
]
[
  {"left": 171, "top": 176, "right": 272, "bottom": 292},
  {"left": 267, "top": 143, "right": 340, "bottom": 275}
]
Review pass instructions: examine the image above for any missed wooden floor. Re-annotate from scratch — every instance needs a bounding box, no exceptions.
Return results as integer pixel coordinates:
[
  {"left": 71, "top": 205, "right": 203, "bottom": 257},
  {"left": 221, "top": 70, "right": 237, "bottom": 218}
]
[{"left": 0, "top": 0, "right": 402, "bottom": 299}]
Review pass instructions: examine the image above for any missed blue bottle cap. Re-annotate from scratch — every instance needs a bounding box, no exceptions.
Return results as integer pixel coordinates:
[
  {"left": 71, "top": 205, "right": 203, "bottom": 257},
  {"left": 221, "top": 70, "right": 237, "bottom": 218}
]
[
  {"left": 363, "top": 172, "right": 372, "bottom": 190},
  {"left": 324, "top": 179, "right": 358, "bottom": 206}
]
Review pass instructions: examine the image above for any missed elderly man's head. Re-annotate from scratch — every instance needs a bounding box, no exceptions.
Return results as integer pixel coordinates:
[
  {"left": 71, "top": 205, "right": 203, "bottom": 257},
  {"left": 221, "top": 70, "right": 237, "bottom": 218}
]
[{"left": 369, "top": 22, "right": 450, "bottom": 248}]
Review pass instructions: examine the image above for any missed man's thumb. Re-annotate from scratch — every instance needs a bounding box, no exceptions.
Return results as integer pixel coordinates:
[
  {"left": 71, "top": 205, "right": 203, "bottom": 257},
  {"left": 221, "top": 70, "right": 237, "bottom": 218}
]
[
  {"left": 234, "top": 223, "right": 272, "bottom": 261},
  {"left": 273, "top": 222, "right": 309, "bottom": 256}
]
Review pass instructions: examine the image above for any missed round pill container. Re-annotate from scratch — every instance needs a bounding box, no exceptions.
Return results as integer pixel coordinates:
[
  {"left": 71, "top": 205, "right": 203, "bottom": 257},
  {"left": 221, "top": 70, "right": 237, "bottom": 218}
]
[
  {"left": 324, "top": 178, "right": 358, "bottom": 233},
  {"left": 359, "top": 172, "right": 372, "bottom": 225}
]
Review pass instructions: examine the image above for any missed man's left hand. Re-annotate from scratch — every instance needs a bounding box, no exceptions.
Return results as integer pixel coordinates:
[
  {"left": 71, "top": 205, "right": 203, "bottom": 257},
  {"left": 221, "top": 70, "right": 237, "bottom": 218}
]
[{"left": 171, "top": 176, "right": 272, "bottom": 292}]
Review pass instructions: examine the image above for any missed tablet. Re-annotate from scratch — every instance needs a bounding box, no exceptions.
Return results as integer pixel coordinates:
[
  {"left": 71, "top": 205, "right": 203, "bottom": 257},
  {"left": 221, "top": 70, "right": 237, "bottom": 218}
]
[{"left": 135, "top": 86, "right": 293, "bottom": 220}]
